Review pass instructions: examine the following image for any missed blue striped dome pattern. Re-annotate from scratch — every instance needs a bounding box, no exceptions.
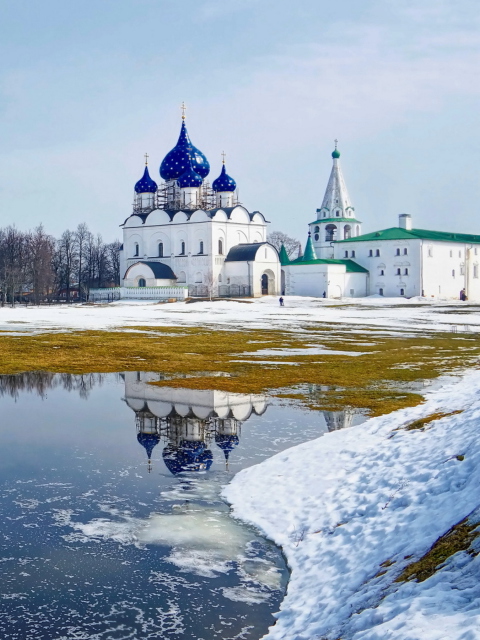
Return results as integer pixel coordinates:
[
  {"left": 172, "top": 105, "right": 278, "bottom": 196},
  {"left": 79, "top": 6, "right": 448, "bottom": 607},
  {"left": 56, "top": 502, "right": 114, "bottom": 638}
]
[
  {"left": 177, "top": 158, "right": 203, "bottom": 188},
  {"left": 212, "top": 164, "right": 236, "bottom": 192},
  {"left": 160, "top": 121, "right": 210, "bottom": 181},
  {"left": 134, "top": 165, "right": 158, "bottom": 193}
]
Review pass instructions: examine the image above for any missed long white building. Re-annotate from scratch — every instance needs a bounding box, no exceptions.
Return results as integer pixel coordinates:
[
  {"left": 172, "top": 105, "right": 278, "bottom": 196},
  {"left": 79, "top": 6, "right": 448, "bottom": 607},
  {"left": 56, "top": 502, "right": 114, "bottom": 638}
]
[{"left": 283, "top": 145, "right": 480, "bottom": 300}]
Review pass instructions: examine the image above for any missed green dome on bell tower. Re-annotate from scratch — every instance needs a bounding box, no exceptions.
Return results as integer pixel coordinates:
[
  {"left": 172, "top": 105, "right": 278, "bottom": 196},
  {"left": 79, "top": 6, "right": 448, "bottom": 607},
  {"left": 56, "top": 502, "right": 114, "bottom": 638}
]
[{"left": 332, "top": 139, "right": 340, "bottom": 159}]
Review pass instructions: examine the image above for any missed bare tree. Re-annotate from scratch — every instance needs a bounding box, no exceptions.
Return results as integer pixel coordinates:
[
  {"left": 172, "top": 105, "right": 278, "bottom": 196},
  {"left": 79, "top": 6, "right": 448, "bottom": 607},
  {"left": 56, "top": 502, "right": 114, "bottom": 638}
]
[
  {"left": 0, "top": 227, "right": 28, "bottom": 306},
  {"left": 267, "top": 230, "right": 301, "bottom": 257},
  {"left": 55, "top": 230, "right": 78, "bottom": 301},
  {"left": 203, "top": 270, "right": 218, "bottom": 301},
  {"left": 106, "top": 240, "right": 122, "bottom": 285},
  {"left": 28, "top": 225, "right": 55, "bottom": 304},
  {"left": 75, "top": 223, "right": 93, "bottom": 301}
]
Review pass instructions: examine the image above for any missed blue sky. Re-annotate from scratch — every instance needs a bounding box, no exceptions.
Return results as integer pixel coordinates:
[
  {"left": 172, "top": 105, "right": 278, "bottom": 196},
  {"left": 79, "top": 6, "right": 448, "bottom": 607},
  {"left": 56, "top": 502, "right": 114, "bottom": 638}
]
[{"left": 0, "top": 0, "right": 479, "bottom": 241}]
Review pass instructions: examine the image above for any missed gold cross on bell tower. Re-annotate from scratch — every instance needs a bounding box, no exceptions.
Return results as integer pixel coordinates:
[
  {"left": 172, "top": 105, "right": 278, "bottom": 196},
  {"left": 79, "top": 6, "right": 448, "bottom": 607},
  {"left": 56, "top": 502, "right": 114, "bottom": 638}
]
[
  {"left": 181, "top": 101, "right": 187, "bottom": 120},
  {"left": 144, "top": 152, "right": 149, "bottom": 165},
  {"left": 221, "top": 150, "right": 226, "bottom": 164}
]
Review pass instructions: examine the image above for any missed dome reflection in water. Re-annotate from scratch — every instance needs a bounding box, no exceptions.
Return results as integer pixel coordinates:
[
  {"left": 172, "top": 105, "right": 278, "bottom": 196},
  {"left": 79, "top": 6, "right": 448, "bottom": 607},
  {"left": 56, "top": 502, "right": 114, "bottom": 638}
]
[{"left": 0, "top": 371, "right": 363, "bottom": 640}]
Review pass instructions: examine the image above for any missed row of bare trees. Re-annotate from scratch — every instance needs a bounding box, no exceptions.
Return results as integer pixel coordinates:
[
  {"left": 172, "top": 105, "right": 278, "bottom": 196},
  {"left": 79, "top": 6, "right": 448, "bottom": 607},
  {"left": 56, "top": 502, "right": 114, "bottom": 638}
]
[{"left": 0, "top": 223, "right": 121, "bottom": 306}]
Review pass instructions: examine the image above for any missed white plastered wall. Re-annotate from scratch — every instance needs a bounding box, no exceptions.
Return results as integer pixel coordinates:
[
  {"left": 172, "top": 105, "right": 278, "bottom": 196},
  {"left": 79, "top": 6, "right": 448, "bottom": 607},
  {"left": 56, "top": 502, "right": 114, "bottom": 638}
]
[
  {"left": 284, "top": 263, "right": 367, "bottom": 298},
  {"left": 121, "top": 205, "right": 268, "bottom": 290}
]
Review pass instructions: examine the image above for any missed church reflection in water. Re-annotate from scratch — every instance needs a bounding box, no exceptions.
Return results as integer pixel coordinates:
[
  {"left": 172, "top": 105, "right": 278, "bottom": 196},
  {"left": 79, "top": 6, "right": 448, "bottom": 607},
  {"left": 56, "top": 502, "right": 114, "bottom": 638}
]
[
  {"left": 122, "top": 372, "right": 268, "bottom": 474},
  {"left": 0, "top": 371, "right": 361, "bottom": 475}
]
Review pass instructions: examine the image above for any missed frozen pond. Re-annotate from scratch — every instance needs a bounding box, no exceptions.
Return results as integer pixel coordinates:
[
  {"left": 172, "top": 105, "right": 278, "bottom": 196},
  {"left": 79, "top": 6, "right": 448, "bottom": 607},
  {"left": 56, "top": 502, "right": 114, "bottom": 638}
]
[{"left": 0, "top": 372, "right": 364, "bottom": 640}]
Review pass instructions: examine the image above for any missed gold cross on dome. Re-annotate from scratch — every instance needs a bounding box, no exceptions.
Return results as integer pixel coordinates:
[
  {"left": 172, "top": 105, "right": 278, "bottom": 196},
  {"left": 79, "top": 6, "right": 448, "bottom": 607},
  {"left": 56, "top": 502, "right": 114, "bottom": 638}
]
[
  {"left": 334, "top": 139, "right": 338, "bottom": 149},
  {"left": 221, "top": 150, "right": 226, "bottom": 164},
  {"left": 181, "top": 101, "right": 187, "bottom": 119},
  {"left": 144, "top": 153, "right": 149, "bottom": 165}
]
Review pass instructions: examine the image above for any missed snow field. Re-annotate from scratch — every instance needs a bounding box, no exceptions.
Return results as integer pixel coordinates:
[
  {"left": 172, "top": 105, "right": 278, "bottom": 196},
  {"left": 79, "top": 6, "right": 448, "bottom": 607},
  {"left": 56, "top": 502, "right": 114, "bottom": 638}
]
[
  {"left": 0, "top": 295, "right": 479, "bottom": 334},
  {"left": 223, "top": 370, "right": 480, "bottom": 640}
]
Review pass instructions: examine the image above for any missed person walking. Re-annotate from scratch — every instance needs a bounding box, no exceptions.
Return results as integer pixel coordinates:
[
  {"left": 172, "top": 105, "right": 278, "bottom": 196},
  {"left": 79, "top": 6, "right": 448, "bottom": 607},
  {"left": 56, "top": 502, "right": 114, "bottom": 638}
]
[{"left": 279, "top": 296, "right": 284, "bottom": 306}]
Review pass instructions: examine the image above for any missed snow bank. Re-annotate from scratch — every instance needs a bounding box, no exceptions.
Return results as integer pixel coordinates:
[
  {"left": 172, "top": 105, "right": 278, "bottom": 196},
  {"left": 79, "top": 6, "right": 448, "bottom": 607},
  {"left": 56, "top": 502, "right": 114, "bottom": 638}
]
[{"left": 223, "top": 370, "right": 480, "bottom": 639}]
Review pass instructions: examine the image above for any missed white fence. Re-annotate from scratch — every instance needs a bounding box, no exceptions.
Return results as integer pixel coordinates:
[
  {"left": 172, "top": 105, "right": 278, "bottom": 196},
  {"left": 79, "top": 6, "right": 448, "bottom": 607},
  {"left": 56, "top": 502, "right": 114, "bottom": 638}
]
[{"left": 89, "top": 286, "right": 189, "bottom": 301}]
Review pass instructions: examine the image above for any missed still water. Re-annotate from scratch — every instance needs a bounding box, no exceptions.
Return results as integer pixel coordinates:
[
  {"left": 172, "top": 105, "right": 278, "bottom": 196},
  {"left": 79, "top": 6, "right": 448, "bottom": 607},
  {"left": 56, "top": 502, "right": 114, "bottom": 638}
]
[{"left": 0, "top": 372, "right": 363, "bottom": 640}]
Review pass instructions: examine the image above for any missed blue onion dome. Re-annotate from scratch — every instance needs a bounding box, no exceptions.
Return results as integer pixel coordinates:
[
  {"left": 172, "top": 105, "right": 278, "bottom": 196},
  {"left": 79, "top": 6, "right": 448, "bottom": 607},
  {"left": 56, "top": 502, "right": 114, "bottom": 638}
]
[
  {"left": 135, "top": 165, "right": 158, "bottom": 193},
  {"left": 137, "top": 432, "right": 161, "bottom": 460},
  {"left": 212, "top": 163, "right": 236, "bottom": 192},
  {"left": 162, "top": 441, "right": 213, "bottom": 475},
  {"left": 160, "top": 120, "right": 210, "bottom": 181},
  {"left": 177, "top": 157, "right": 203, "bottom": 188},
  {"left": 215, "top": 433, "right": 239, "bottom": 460}
]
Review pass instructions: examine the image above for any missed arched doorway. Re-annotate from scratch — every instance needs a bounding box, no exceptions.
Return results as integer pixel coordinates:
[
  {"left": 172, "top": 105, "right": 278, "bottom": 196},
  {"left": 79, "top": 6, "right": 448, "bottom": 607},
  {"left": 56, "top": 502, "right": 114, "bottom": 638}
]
[
  {"left": 281, "top": 270, "right": 286, "bottom": 295},
  {"left": 261, "top": 274, "right": 269, "bottom": 295},
  {"left": 261, "top": 270, "right": 276, "bottom": 295},
  {"left": 138, "top": 278, "right": 146, "bottom": 287}
]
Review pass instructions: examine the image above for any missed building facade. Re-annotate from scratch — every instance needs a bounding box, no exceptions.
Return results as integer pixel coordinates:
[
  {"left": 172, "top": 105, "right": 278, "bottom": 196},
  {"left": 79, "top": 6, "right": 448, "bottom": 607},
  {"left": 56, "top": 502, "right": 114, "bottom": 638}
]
[
  {"left": 283, "top": 146, "right": 480, "bottom": 300},
  {"left": 118, "top": 115, "right": 280, "bottom": 298}
]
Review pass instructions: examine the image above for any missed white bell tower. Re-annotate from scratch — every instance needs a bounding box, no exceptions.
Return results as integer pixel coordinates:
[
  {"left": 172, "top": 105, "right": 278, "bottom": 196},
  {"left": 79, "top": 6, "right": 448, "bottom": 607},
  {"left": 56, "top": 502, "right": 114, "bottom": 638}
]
[{"left": 309, "top": 141, "right": 362, "bottom": 259}]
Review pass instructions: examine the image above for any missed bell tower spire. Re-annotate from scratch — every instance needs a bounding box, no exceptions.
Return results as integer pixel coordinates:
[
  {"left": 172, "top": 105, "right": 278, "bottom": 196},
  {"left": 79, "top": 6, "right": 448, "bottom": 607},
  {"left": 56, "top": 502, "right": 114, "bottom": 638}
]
[{"left": 309, "top": 142, "right": 362, "bottom": 258}]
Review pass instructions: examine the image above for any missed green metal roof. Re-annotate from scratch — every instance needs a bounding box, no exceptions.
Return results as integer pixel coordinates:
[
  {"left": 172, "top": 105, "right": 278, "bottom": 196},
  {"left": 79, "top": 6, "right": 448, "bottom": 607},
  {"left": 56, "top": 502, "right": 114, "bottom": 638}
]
[
  {"left": 303, "top": 234, "right": 317, "bottom": 261},
  {"left": 278, "top": 244, "right": 290, "bottom": 266},
  {"left": 338, "top": 227, "right": 480, "bottom": 244},
  {"left": 286, "top": 257, "right": 368, "bottom": 273},
  {"left": 309, "top": 217, "right": 362, "bottom": 225}
]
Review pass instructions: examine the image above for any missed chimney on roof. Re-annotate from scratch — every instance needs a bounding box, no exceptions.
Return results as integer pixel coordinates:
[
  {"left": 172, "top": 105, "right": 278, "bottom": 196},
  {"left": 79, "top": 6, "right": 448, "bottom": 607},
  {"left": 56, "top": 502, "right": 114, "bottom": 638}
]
[{"left": 399, "top": 213, "right": 412, "bottom": 231}]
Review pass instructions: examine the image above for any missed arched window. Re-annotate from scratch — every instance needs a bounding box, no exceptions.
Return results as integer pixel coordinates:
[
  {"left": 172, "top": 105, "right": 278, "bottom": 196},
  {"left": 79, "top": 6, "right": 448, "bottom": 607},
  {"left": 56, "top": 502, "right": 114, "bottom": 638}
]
[
  {"left": 400, "top": 288, "right": 405, "bottom": 296},
  {"left": 218, "top": 239, "right": 224, "bottom": 255},
  {"left": 314, "top": 226, "right": 320, "bottom": 233},
  {"left": 336, "top": 210, "right": 340, "bottom": 217},
  {"left": 181, "top": 241, "right": 186, "bottom": 255},
  {"left": 199, "top": 241, "right": 204, "bottom": 254},
  {"left": 396, "top": 268, "right": 401, "bottom": 275},
  {"left": 344, "top": 225, "right": 351, "bottom": 239},
  {"left": 404, "top": 268, "right": 409, "bottom": 275},
  {"left": 356, "top": 225, "right": 360, "bottom": 236},
  {"left": 314, "top": 234, "right": 319, "bottom": 241},
  {"left": 158, "top": 242, "right": 164, "bottom": 257},
  {"left": 134, "top": 243, "right": 139, "bottom": 257},
  {"left": 379, "top": 288, "right": 384, "bottom": 296},
  {"left": 396, "top": 248, "right": 400, "bottom": 256},
  {"left": 138, "top": 278, "right": 146, "bottom": 287},
  {"left": 218, "top": 273, "right": 222, "bottom": 282},
  {"left": 177, "top": 271, "right": 186, "bottom": 283},
  {"left": 195, "top": 271, "right": 203, "bottom": 283},
  {"left": 325, "top": 224, "right": 337, "bottom": 242}
]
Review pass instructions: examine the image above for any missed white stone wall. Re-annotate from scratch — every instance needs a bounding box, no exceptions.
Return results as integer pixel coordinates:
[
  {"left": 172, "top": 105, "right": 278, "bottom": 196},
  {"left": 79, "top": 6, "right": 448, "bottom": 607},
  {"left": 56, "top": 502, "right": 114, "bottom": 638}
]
[
  {"left": 333, "top": 237, "right": 480, "bottom": 299},
  {"left": 284, "top": 263, "right": 367, "bottom": 298},
  {"left": 121, "top": 206, "right": 268, "bottom": 290},
  {"left": 333, "top": 238, "right": 423, "bottom": 297},
  {"left": 422, "top": 242, "right": 480, "bottom": 300},
  {"left": 124, "top": 371, "right": 267, "bottom": 420},
  {"left": 223, "top": 244, "right": 281, "bottom": 296}
]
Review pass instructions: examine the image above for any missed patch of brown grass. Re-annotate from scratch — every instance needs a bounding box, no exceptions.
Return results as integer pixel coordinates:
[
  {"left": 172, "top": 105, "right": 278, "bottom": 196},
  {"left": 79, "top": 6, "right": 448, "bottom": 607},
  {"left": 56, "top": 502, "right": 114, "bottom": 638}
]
[
  {"left": 396, "top": 518, "right": 480, "bottom": 583},
  {"left": 404, "top": 410, "right": 464, "bottom": 431},
  {"left": 0, "top": 326, "right": 478, "bottom": 415}
]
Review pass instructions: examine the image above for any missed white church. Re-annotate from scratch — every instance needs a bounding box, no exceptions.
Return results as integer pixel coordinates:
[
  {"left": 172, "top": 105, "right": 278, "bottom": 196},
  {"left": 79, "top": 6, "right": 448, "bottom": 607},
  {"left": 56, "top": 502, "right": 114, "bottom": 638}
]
[
  {"left": 119, "top": 111, "right": 280, "bottom": 299},
  {"left": 110, "top": 112, "right": 480, "bottom": 301}
]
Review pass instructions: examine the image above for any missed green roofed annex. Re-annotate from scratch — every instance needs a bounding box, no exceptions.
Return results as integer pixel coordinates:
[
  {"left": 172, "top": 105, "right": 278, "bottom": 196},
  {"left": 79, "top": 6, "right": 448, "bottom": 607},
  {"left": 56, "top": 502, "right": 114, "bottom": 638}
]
[{"left": 281, "top": 145, "right": 480, "bottom": 300}]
